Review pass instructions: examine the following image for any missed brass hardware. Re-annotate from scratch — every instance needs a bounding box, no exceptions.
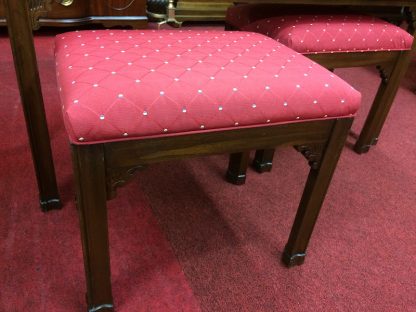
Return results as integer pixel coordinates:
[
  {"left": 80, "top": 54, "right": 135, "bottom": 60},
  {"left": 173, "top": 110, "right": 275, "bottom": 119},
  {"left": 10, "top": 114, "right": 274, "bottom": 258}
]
[
  {"left": 157, "top": 0, "right": 182, "bottom": 28},
  {"left": 55, "top": 0, "right": 74, "bottom": 6}
]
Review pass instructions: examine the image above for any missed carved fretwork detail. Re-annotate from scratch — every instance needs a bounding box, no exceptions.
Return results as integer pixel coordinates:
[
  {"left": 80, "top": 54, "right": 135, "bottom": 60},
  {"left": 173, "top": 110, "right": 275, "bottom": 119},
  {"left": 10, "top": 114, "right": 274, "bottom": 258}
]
[
  {"left": 376, "top": 65, "right": 390, "bottom": 84},
  {"left": 29, "top": 0, "right": 53, "bottom": 30},
  {"left": 294, "top": 144, "right": 325, "bottom": 170},
  {"left": 107, "top": 165, "right": 146, "bottom": 199}
]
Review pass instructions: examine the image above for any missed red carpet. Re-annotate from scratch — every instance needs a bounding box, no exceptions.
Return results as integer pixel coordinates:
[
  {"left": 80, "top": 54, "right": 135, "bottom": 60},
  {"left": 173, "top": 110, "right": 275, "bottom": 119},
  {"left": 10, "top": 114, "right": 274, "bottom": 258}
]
[{"left": 0, "top": 26, "right": 415, "bottom": 311}]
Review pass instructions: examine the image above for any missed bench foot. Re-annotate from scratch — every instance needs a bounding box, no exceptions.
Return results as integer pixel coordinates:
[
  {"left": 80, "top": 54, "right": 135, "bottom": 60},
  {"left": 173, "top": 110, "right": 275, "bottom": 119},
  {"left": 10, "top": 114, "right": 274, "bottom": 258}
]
[
  {"left": 282, "top": 249, "right": 306, "bottom": 267},
  {"left": 40, "top": 198, "right": 62, "bottom": 212},
  {"left": 354, "top": 137, "right": 378, "bottom": 154},
  {"left": 252, "top": 149, "right": 275, "bottom": 173},
  {"left": 226, "top": 152, "right": 250, "bottom": 185}
]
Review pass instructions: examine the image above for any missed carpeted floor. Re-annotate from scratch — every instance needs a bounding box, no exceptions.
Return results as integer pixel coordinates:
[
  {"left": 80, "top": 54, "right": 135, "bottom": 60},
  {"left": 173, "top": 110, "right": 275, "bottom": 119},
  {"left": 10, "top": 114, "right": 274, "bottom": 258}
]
[{"left": 0, "top": 25, "right": 415, "bottom": 312}]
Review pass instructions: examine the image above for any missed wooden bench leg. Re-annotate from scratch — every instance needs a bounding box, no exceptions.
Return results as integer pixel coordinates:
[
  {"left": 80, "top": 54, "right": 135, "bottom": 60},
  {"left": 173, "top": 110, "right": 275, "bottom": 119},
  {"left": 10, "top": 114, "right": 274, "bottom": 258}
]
[
  {"left": 252, "top": 149, "right": 275, "bottom": 173},
  {"left": 5, "top": 0, "right": 61, "bottom": 211},
  {"left": 354, "top": 51, "right": 413, "bottom": 154},
  {"left": 283, "top": 118, "right": 352, "bottom": 267},
  {"left": 72, "top": 145, "right": 114, "bottom": 312},
  {"left": 226, "top": 151, "right": 250, "bottom": 185}
]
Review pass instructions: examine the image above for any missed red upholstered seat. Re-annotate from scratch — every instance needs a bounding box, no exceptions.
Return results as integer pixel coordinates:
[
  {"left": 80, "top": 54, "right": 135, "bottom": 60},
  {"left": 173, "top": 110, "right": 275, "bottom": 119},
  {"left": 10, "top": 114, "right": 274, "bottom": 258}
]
[
  {"left": 241, "top": 15, "right": 414, "bottom": 54},
  {"left": 55, "top": 30, "right": 360, "bottom": 144}
]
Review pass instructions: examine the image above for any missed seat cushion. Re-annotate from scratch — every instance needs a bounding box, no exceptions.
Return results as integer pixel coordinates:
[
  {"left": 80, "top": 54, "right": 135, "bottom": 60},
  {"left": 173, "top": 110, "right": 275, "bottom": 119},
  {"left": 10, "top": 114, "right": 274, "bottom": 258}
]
[
  {"left": 241, "top": 15, "right": 414, "bottom": 54},
  {"left": 55, "top": 30, "right": 360, "bottom": 144}
]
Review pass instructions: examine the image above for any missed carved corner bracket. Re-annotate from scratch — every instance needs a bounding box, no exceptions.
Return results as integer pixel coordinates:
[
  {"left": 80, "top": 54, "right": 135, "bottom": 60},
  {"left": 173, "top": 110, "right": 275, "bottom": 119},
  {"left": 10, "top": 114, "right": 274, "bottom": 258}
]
[
  {"left": 376, "top": 65, "right": 392, "bottom": 84},
  {"left": 106, "top": 165, "right": 146, "bottom": 199},
  {"left": 294, "top": 144, "right": 325, "bottom": 170}
]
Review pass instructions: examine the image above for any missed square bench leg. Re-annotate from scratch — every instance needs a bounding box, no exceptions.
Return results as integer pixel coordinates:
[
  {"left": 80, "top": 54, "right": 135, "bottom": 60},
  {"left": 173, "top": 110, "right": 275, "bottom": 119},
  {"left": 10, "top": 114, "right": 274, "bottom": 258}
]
[
  {"left": 226, "top": 151, "right": 250, "bottom": 185},
  {"left": 5, "top": 0, "right": 61, "bottom": 212},
  {"left": 252, "top": 149, "right": 275, "bottom": 173},
  {"left": 226, "top": 148, "right": 275, "bottom": 185},
  {"left": 283, "top": 118, "right": 352, "bottom": 266},
  {"left": 354, "top": 50, "right": 413, "bottom": 154},
  {"left": 72, "top": 145, "right": 114, "bottom": 312}
]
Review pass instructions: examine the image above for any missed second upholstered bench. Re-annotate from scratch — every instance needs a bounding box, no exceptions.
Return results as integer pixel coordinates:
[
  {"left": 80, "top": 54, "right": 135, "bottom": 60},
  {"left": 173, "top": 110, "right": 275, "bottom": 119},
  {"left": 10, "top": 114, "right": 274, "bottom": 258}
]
[{"left": 225, "top": 4, "right": 414, "bottom": 184}]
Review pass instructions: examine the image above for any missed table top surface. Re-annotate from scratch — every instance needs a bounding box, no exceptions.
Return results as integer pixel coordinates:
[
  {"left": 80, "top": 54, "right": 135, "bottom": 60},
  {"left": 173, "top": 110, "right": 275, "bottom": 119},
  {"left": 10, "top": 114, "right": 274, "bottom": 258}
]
[{"left": 241, "top": 0, "right": 416, "bottom": 7}]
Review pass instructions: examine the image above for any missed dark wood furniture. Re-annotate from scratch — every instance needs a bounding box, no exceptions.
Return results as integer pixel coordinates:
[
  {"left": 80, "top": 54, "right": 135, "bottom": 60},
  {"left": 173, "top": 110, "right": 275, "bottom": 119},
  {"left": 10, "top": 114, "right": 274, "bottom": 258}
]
[
  {"left": 6, "top": 1, "right": 357, "bottom": 311},
  {"left": 226, "top": 0, "right": 416, "bottom": 184},
  {"left": 0, "top": 0, "right": 147, "bottom": 28},
  {"left": 174, "top": 0, "right": 233, "bottom": 22},
  {"left": 4, "top": 0, "right": 61, "bottom": 211}
]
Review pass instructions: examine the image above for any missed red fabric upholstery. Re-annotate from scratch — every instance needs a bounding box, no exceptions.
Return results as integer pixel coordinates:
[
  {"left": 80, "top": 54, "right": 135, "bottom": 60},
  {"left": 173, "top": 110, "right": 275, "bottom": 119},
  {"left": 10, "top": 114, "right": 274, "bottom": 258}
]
[
  {"left": 55, "top": 30, "right": 361, "bottom": 144},
  {"left": 240, "top": 14, "right": 414, "bottom": 54}
]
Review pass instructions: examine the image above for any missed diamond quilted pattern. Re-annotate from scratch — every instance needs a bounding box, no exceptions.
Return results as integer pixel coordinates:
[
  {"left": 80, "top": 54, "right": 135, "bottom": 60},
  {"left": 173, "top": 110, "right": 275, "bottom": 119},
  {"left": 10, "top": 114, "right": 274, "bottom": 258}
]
[
  {"left": 242, "top": 15, "right": 414, "bottom": 54},
  {"left": 55, "top": 30, "right": 361, "bottom": 144}
]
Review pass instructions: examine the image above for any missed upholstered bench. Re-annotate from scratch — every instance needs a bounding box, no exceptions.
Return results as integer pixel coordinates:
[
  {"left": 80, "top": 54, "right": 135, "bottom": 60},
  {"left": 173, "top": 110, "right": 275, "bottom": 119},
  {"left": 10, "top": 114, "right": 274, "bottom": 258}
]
[
  {"left": 53, "top": 29, "right": 362, "bottom": 311},
  {"left": 225, "top": 4, "right": 415, "bottom": 183},
  {"left": 241, "top": 14, "right": 413, "bottom": 55}
]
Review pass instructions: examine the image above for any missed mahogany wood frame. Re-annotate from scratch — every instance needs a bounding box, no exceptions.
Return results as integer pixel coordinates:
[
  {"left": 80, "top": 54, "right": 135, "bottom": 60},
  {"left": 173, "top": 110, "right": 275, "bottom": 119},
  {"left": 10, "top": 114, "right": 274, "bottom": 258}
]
[
  {"left": 6, "top": 1, "right": 357, "bottom": 310},
  {"left": 73, "top": 118, "right": 353, "bottom": 311},
  {"left": 226, "top": 2, "right": 416, "bottom": 183}
]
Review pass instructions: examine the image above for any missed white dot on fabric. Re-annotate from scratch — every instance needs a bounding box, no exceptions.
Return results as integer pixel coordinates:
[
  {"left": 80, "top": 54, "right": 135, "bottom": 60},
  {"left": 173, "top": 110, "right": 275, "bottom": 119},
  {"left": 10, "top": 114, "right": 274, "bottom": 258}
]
[
  {"left": 143, "top": 111, "right": 148, "bottom": 116},
  {"left": 100, "top": 115, "right": 105, "bottom": 120}
]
